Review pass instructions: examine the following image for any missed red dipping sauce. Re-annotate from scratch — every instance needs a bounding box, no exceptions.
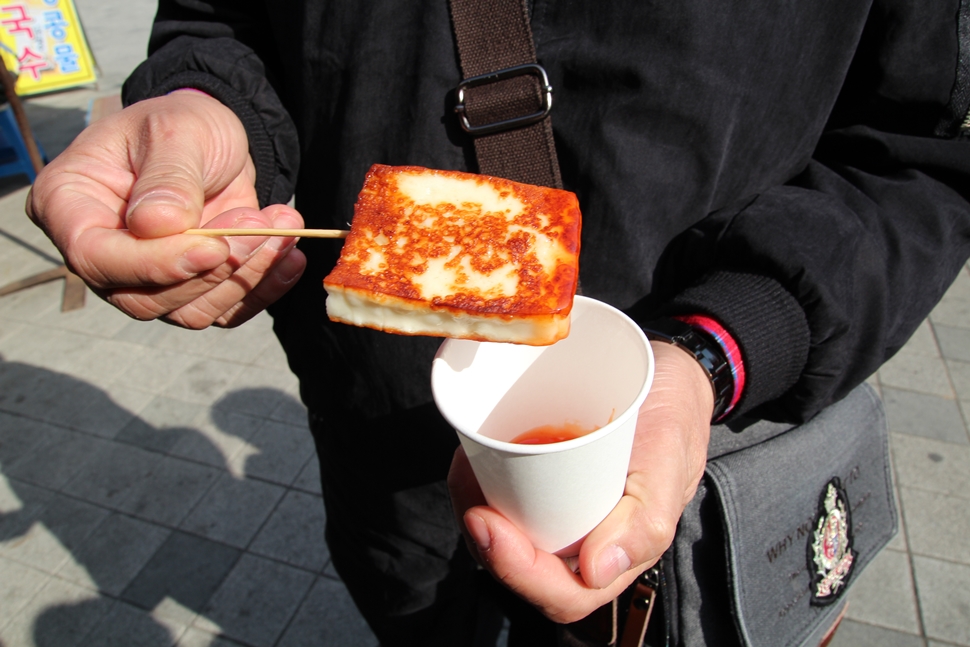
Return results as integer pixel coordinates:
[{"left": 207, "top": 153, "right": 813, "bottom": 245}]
[{"left": 509, "top": 422, "right": 599, "bottom": 445}]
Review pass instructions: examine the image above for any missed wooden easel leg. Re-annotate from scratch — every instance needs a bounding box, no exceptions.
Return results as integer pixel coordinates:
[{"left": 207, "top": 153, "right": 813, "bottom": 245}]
[
  {"left": 61, "top": 269, "right": 87, "bottom": 311},
  {"left": 0, "top": 49, "right": 77, "bottom": 310},
  {"left": 0, "top": 265, "right": 87, "bottom": 312}
]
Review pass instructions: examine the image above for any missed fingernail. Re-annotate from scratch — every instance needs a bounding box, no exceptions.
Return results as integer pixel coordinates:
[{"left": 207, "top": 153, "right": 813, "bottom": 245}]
[
  {"left": 275, "top": 250, "right": 305, "bottom": 285},
  {"left": 266, "top": 233, "right": 295, "bottom": 252},
  {"left": 464, "top": 513, "right": 491, "bottom": 552},
  {"left": 592, "top": 545, "right": 631, "bottom": 589},
  {"left": 228, "top": 235, "right": 268, "bottom": 261},
  {"left": 128, "top": 190, "right": 190, "bottom": 217},
  {"left": 178, "top": 243, "right": 226, "bottom": 276},
  {"left": 273, "top": 211, "right": 302, "bottom": 229}
]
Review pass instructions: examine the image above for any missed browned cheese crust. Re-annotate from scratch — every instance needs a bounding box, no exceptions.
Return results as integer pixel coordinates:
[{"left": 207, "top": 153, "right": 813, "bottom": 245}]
[{"left": 323, "top": 164, "right": 582, "bottom": 344}]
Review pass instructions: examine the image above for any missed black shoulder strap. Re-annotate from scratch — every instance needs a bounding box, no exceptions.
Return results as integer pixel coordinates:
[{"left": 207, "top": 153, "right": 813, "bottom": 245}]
[{"left": 448, "top": 0, "right": 563, "bottom": 187}]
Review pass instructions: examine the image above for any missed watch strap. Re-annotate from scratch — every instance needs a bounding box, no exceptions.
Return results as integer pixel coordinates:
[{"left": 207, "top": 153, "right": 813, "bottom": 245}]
[
  {"left": 675, "top": 313, "right": 746, "bottom": 417},
  {"left": 640, "top": 317, "right": 734, "bottom": 421}
]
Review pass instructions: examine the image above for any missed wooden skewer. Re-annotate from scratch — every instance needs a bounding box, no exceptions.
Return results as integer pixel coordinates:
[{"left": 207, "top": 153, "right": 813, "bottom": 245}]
[{"left": 184, "top": 228, "right": 349, "bottom": 239}]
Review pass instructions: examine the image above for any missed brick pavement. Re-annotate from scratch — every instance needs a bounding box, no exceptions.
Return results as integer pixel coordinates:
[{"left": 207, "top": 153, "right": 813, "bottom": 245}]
[
  {"left": 0, "top": 201, "right": 378, "bottom": 646},
  {"left": 1, "top": 1, "right": 969, "bottom": 645}
]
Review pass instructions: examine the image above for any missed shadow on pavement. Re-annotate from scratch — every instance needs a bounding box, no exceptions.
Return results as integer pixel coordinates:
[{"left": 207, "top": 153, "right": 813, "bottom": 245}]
[
  {"left": 21, "top": 102, "right": 88, "bottom": 162},
  {"left": 0, "top": 355, "right": 318, "bottom": 646},
  {"left": 0, "top": 174, "right": 32, "bottom": 201},
  {"left": 0, "top": 100, "right": 88, "bottom": 200}
]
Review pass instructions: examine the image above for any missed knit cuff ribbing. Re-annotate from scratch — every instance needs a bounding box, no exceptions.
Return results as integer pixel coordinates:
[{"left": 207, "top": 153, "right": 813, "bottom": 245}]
[{"left": 658, "top": 271, "right": 810, "bottom": 420}]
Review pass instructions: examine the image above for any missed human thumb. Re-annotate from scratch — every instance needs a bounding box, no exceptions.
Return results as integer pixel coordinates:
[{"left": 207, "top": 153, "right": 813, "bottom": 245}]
[{"left": 123, "top": 94, "right": 250, "bottom": 240}]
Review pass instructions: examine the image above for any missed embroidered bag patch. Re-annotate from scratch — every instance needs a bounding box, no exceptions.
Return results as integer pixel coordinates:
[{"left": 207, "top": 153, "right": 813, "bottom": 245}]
[{"left": 808, "top": 477, "right": 855, "bottom": 605}]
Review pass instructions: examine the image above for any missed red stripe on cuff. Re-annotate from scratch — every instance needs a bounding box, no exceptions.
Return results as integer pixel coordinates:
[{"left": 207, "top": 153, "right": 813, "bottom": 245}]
[{"left": 168, "top": 88, "right": 213, "bottom": 97}]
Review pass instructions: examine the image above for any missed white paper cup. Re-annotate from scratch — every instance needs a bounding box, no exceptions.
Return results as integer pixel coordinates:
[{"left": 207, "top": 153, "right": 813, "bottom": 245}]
[{"left": 431, "top": 295, "right": 655, "bottom": 555}]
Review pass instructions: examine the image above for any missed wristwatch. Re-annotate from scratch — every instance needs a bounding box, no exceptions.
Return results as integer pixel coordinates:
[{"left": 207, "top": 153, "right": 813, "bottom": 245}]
[{"left": 639, "top": 317, "right": 734, "bottom": 421}]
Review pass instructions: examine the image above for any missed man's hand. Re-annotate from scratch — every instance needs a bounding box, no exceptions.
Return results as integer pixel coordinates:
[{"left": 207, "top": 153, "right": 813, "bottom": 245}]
[
  {"left": 26, "top": 90, "right": 306, "bottom": 328},
  {"left": 447, "top": 341, "right": 714, "bottom": 623}
]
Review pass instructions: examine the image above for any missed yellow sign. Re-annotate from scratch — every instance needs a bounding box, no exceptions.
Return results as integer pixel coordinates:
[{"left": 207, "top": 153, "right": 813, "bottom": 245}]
[{"left": 0, "top": 0, "right": 96, "bottom": 95}]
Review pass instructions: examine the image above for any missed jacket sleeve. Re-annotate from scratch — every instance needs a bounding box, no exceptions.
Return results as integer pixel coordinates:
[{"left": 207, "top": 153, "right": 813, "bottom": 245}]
[
  {"left": 654, "top": 1, "right": 970, "bottom": 424},
  {"left": 121, "top": 0, "right": 300, "bottom": 208}
]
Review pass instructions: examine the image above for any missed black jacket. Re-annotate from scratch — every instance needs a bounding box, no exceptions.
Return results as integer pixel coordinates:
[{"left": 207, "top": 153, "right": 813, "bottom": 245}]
[{"left": 124, "top": 0, "right": 970, "bottom": 424}]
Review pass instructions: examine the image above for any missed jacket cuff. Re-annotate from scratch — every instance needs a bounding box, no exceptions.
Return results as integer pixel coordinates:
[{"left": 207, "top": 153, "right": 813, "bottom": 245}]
[
  {"left": 657, "top": 271, "right": 810, "bottom": 420},
  {"left": 122, "top": 35, "right": 300, "bottom": 208}
]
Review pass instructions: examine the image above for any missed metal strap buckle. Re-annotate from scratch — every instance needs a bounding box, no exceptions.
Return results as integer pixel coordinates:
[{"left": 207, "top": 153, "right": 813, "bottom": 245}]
[{"left": 454, "top": 63, "right": 553, "bottom": 135}]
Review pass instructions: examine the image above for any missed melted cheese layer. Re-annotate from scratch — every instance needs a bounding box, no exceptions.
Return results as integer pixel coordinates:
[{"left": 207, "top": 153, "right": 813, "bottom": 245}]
[{"left": 325, "top": 285, "right": 569, "bottom": 346}]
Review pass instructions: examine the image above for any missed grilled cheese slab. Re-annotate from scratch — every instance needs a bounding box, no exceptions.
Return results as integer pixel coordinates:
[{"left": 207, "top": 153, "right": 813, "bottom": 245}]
[{"left": 323, "top": 164, "right": 581, "bottom": 345}]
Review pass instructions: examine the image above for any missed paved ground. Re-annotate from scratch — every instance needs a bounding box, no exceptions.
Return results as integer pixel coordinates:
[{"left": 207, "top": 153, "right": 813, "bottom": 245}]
[
  {"left": 2, "top": 2, "right": 378, "bottom": 646},
  {"left": 1, "top": 2, "right": 969, "bottom": 646}
]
